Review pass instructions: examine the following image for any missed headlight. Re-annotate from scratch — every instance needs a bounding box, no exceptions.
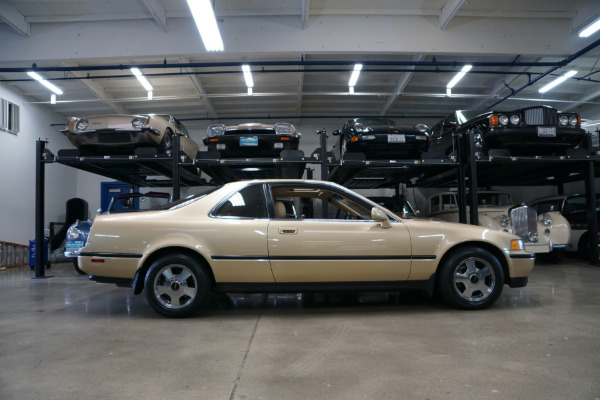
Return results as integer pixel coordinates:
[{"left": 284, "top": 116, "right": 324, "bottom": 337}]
[
  {"left": 75, "top": 118, "right": 88, "bottom": 131},
  {"left": 207, "top": 124, "right": 226, "bottom": 137},
  {"left": 498, "top": 115, "right": 509, "bottom": 126},
  {"left": 131, "top": 117, "right": 148, "bottom": 129},
  {"left": 569, "top": 116, "right": 578, "bottom": 126},
  {"left": 498, "top": 214, "right": 510, "bottom": 227},
  {"left": 559, "top": 115, "right": 569, "bottom": 126},
  {"left": 67, "top": 226, "right": 84, "bottom": 241},
  {"left": 539, "top": 213, "right": 552, "bottom": 226},
  {"left": 274, "top": 123, "right": 295, "bottom": 135},
  {"left": 354, "top": 123, "right": 369, "bottom": 133},
  {"left": 509, "top": 114, "right": 521, "bottom": 125},
  {"left": 414, "top": 123, "right": 429, "bottom": 133}
]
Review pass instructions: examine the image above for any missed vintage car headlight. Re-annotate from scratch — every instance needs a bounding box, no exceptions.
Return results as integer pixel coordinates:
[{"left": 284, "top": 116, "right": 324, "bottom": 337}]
[
  {"left": 539, "top": 213, "right": 552, "bottom": 226},
  {"left": 498, "top": 214, "right": 510, "bottom": 227},
  {"left": 131, "top": 117, "right": 148, "bottom": 129},
  {"left": 354, "top": 123, "right": 369, "bottom": 133},
  {"left": 274, "top": 123, "right": 295, "bottom": 135},
  {"left": 559, "top": 115, "right": 569, "bottom": 126},
  {"left": 569, "top": 116, "right": 578, "bottom": 126},
  {"left": 498, "top": 115, "right": 509, "bottom": 126},
  {"left": 75, "top": 118, "right": 89, "bottom": 131},
  {"left": 67, "top": 225, "right": 84, "bottom": 241},
  {"left": 509, "top": 114, "right": 521, "bottom": 125},
  {"left": 207, "top": 124, "right": 226, "bottom": 137}
]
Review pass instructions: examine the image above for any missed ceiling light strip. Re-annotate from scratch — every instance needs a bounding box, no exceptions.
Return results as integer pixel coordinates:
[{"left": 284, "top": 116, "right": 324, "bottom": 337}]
[
  {"left": 578, "top": 16, "right": 600, "bottom": 38},
  {"left": 187, "top": 0, "right": 224, "bottom": 52},
  {"left": 446, "top": 65, "right": 472, "bottom": 89},
  {"left": 130, "top": 68, "right": 153, "bottom": 92},
  {"left": 27, "top": 71, "right": 63, "bottom": 95},
  {"left": 538, "top": 70, "right": 577, "bottom": 93}
]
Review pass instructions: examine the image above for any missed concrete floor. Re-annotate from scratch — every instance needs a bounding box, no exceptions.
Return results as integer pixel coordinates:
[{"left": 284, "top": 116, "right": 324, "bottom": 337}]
[{"left": 0, "top": 258, "right": 599, "bottom": 400}]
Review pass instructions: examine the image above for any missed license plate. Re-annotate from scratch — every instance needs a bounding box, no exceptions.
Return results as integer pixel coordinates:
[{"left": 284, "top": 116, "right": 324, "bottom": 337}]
[
  {"left": 537, "top": 127, "right": 556, "bottom": 137},
  {"left": 388, "top": 134, "right": 406, "bottom": 143},
  {"left": 66, "top": 241, "right": 85, "bottom": 252},
  {"left": 240, "top": 136, "right": 258, "bottom": 146}
]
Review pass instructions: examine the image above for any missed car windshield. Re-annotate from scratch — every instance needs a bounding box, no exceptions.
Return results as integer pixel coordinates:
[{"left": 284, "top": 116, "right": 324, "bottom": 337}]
[
  {"left": 477, "top": 192, "right": 512, "bottom": 206},
  {"left": 355, "top": 118, "right": 395, "bottom": 127}
]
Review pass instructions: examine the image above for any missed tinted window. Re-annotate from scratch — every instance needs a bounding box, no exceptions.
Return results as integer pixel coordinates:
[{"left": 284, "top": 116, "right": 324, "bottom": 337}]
[{"left": 216, "top": 185, "right": 267, "bottom": 218}]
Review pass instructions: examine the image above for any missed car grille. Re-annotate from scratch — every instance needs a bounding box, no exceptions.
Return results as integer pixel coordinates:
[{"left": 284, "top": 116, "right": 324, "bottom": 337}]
[
  {"left": 98, "top": 133, "right": 130, "bottom": 143},
  {"left": 523, "top": 107, "right": 557, "bottom": 126},
  {"left": 510, "top": 206, "right": 538, "bottom": 242}
]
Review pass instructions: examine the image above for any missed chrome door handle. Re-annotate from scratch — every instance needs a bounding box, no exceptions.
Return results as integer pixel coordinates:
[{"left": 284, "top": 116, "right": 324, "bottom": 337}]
[{"left": 279, "top": 227, "right": 298, "bottom": 234}]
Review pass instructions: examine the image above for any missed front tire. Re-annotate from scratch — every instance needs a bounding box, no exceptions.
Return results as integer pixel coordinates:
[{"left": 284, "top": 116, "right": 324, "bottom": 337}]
[
  {"left": 157, "top": 128, "right": 173, "bottom": 154},
  {"left": 437, "top": 247, "right": 504, "bottom": 310},
  {"left": 144, "top": 254, "right": 210, "bottom": 318}
]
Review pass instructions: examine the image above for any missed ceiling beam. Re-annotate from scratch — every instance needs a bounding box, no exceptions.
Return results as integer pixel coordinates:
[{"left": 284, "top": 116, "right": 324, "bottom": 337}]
[
  {"left": 301, "top": 0, "right": 311, "bottom": 30},
  {"left": 439, "top": 0, "right": 467, "bottom": 30},
  {"left": 60, "top": 61, "right": 128, "bottom": 114},
  {"left": 380, "top": 55, "right": 424, "bottom": 116},
  {"left": 0, "top": 2, "right": 30, "bottom": 37},
  {"left": 178, "top": 57, "right": 218, "bottom": 118},
  {"left": 139, "top": 0, "right": 168, "bottom": 32}
]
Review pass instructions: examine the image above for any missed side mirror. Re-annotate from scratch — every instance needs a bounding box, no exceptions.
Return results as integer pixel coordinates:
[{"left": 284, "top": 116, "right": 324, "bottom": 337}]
[
  {"left": 371, "top": 207, "right": 392, "bottom": 229},
  {"left": 332, "top": 129, "right": 341, "bottom": 136}
]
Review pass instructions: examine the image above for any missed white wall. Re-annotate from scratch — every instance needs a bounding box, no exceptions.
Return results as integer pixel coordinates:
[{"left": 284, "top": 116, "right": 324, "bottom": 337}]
[{"left": 0, "top": 83, "right": 100, "bottom": 245}]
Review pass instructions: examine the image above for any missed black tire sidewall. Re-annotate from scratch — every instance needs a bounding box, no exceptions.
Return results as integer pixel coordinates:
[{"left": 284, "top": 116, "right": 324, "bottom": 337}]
[
  {"left": 438, "top": 247, "right": 504, "bottom": 310},
  {"left": 144, "top": 254, "right": 210, "bottom": 318},
  {"left": 73, "top": 258, "right": 87, "bottom": 275}
]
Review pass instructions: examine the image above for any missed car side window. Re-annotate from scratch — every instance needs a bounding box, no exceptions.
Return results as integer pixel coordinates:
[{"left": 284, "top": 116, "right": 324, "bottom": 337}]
[
  {"left": 215, "top": 184, "right": 267, "bottom": 218},
  {"left": 430, "top": 196, "right": 440, "bottom": 212},
  {"left": 441, "top": 194, "right": 457, "bottom": 210},
  {"left": 271, "top": 186, "right": 372, "bottom": 220}
]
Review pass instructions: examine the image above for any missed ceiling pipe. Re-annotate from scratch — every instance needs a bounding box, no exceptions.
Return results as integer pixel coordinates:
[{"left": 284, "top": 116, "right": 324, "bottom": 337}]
[{"left": 486, "top": 36, "right": 600, "bottom": 109}]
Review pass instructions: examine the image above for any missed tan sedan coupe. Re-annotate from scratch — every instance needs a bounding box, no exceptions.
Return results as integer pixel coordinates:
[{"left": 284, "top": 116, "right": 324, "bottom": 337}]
[
  {"left": 77, "top": 180, "right": 535, "bottom": 317},
  {"left": 61, "top": 114, "right": 199, "bottom": 156}
]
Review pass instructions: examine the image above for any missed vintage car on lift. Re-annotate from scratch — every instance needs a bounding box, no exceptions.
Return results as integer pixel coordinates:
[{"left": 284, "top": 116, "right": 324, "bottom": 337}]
[
  {"left": 428, "top": 106, "right": 587, "bottom": 156},
  {"left": 75, "top": 180, "right": 535, "bottom": 318},
  {"left": 61, "top": 114, "right": 199, "bottom": 156},
  {"left": 424, "top": 190, "right": 571, "bottom": 262},
  {"left": 332, "top": 118, "right": 430, "bottom": 160},
  {"left": 65, "top": 192, "right": 172, "bottom": 274},
  {"left": 530, "top": 193, "right": 600, "bottom": 257},
  {"left": 203, "top": 122, "right": 301, "bottom": 157}
]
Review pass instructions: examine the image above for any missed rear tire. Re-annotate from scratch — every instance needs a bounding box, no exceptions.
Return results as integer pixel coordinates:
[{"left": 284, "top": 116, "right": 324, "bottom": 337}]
[
  {"left": 158, "top": 128, "right": 173, "bottom": 154},
  {"left": 144, "top": 254, "right": 210, "bottom": 318},
  {"left": 437, "top": 247, "right": 504, "bottom": 310}
]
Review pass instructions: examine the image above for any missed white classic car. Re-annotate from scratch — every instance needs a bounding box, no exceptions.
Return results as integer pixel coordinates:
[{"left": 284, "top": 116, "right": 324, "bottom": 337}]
[
  {"left": 425, "top": 191, "right": 571, "bottom": 262},
  {"left": 76, "top": 180, "right": 535, "bottom": 317}
]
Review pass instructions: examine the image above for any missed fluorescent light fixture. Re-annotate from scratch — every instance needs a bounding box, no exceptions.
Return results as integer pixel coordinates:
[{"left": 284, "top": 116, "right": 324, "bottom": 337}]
[
  {"left": 27, "top": 71, "right": 63, "bottom": 95},
  {"left": 51, "top": 94, "right": 56, "bottom": 104},
  {"left": 147, "top": 91, "right": 153, "bottom": 100},
  {"left": 538, "top": 70, "right": 577, "bottom": 94},
  {"left": 247, "top": 87, "right": 253, "bottom": 95},
  {"left": 242, "top": 64, "right": 254, "bottom": 88},
  {"left": 187, "top": 0, "right": 224, "bottom": 52},
  {"left": 130, "top": 68, "right": 153, "bottom": 92},
  {"left": 349, "top": 86, "right": 355, "bottom": 94},
  {"left": 578, "top": 16, "right": 600, "bottom": 38},
  {"left": 446, "top": 65, "right": 472, "bottom": 89},
  {"left": 446, "top": 88, "right": 452, "bottom": 96},
  {"left": 348, "top": 64, "right": 362, "bottom": 87}
]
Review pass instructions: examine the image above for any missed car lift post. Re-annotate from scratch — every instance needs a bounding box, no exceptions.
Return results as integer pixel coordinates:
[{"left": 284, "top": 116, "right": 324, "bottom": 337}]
[
  {"left": 34, "top": 140, "right": 47, "bottom": 278},
  {"left": 172, "top": 133, "right": 180, "bottom": 201},
  {"left": 584, "top": 160, "right": 599, "bottom": 265},
  {"left": 455, "top": 133, "right": 467, "bottom": 224}
]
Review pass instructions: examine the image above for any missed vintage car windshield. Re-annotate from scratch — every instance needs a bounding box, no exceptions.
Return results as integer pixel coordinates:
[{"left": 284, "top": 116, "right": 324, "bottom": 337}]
[
  {"left": 476, "top": 193, "right": 513, "bottom": 207},
  {"left": 355, "top": 118, "right": 395, "bottom": 127}
]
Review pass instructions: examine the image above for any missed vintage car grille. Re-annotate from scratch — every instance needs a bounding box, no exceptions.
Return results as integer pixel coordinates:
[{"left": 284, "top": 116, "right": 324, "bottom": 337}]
[
  {"left": 510, "top": 206, "right": 538, "bottom": 242},
  {"left": 98, "top": 133, "right": 130, "bottom": 143},
  {"left": 523, "top": 107, "right": 557, "bottom": 126}
]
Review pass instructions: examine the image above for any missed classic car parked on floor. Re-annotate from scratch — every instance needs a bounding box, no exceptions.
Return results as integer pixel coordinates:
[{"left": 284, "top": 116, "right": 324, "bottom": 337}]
[
  {"left": 530, "top": 193, "right": 599, "bottom": 257},
  {"left": 332, "top": 118, "right": 430, "bottom": 160},
  {"left": 428, "top": 106, "right": 587, "bottom": 156},
  {"left": 425, "top": 190, "right": 570, "bottom": 262},
  {"left": 203, "top": 122, "right": 301, "bottom": 157},
  {"left": 61, "top": 114, "right": 199, "bottom": 156},
  {"left": 65, "top": 192, "right": 171, "bottom": 274},
  {"left": 76, "top": 180, "right": 534, "bottom": 318}
]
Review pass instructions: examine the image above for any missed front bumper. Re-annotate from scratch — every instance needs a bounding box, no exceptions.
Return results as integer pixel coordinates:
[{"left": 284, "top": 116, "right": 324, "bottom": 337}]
[
  {"left": 204, "top": 134, "right": 300, "bottom": 157},
  {"left": 61, "top": 128, "right": 162, "bottom": 149},
  {"left": 347, "top": 134, "right": 429, "bottom": 158},
  {"left": 484, "top": 126, "right": 586, "bottom": 155}
]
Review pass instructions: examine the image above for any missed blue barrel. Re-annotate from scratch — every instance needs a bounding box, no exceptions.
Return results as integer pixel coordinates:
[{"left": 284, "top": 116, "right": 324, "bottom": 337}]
[{"left": 29, "top": 239, "right": 48, "bottom": 267}]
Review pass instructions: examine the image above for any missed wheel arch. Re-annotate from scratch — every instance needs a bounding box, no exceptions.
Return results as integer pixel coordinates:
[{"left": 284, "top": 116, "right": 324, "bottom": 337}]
[
  {"left": 133, "top": 246, "right": 216, "bottom": 295},
  {"left": 434, "top": 241, "right": 510, "bottom": 286}
]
